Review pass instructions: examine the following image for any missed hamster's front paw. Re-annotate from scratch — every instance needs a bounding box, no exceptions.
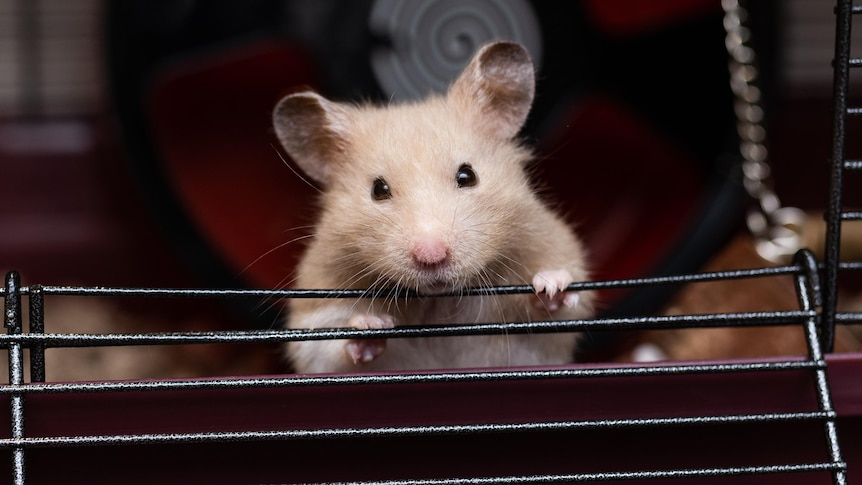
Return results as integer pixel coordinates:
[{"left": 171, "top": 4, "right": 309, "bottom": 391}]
[
  {"left": 532, "top": 269, "right": 580, "bottom": 312},
  {"left": 345, "top": 314, "right": 396, "bottom": 365}
]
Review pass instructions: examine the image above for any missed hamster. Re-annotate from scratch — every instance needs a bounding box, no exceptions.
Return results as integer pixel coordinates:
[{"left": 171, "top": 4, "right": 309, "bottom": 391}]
[{"left": 272, "top": 41, "right": 592, "bottom": 373}]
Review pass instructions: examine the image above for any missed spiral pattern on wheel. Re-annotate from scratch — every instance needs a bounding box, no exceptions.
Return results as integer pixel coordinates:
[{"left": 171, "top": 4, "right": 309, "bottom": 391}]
[{"left": 369, "top": 0, "right": 542, "bottom": 101}]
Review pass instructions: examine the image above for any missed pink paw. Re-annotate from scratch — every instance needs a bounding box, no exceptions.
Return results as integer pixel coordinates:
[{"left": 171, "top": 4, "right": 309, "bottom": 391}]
[
  {"left": 345, "top": 314, "right": 396, "bottom": 364},
  {"left": 532, "top": 269, "right": 580, "bottom": 312}
]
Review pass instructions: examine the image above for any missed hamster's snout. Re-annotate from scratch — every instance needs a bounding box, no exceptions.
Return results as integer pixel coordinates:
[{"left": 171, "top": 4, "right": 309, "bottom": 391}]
[{"left": 411, "top": 235, "right": 450, "bottom": 267}]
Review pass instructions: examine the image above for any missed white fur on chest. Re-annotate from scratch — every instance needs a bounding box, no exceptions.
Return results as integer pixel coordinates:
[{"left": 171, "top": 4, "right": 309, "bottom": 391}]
[
  {"left": 387, "top": 295, "right": 578, "bottom": 370},
  {"left": 293, "top": 294, "right": 579, "bottom": 373}
]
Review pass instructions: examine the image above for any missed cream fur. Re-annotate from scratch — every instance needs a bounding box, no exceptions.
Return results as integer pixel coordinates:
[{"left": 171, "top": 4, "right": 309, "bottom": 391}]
[{"left": 273, "top": 42, "right": 592, "bottom": 373}]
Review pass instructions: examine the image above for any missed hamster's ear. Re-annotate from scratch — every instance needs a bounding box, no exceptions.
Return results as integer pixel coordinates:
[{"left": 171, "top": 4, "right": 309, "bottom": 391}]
[
  {"left": 272, "top": 91, "right": 350, "bottom": 186},
  {"left": 448, "top": 41, "right": 535, "bottom": 140}
]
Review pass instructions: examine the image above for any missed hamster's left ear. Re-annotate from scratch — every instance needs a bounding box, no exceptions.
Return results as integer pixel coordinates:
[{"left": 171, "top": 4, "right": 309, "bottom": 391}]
[
  {"left": 448, "top": 41, "right": 536, "bottom": 140},
  {"left": 272, "top": 91, "right": 351, "bottom": 186}
]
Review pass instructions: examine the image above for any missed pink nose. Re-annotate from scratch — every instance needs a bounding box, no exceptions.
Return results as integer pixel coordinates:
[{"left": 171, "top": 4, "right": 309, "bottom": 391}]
[{"left": 412, "top": 236, "right": 450, "bottom": 266}]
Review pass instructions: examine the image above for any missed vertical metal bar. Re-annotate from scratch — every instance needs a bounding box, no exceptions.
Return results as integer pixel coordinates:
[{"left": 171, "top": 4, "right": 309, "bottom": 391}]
[
  {"left": 3, "top": 273, "right": 26, "bottom": 485},
  {"left": 793, "top": 250, "right": 847, "bottom": 485},
  {"left": 27, "top": 287, "right": 44, "bottom": 384},
  {"left": 823, "top": 0, "right": 854, "bottom": 352}
]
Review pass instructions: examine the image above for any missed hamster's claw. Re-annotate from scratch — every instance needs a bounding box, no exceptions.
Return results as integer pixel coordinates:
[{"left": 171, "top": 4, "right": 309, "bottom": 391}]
[
  {"left": 532, "top": 269, "right": 580, "bottom": 312},
  {"left": 345, "top": 314, "right": 396, "bottom": 365}
]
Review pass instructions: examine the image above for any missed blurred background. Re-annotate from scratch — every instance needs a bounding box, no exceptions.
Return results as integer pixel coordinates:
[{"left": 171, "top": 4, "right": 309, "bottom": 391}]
[{"left": 1, "top": 0, "right": 861, "bottom": 378}]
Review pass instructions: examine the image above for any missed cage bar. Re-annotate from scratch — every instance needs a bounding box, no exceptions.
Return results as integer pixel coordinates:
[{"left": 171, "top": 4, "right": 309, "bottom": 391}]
[
  {"left": 0, "top": 257, "right": 852, "bottom": 484},
  {"left": 26, "top": 286, "right": 44, "bottom": 384},
  {"left": 4, "top": 273, "right": 26, "bottom": 485},
  {"left": 793, "top": 250, "right": 848, "bottom": 484},
  {"left": 823, "top": 0, "right": 854, "bottom": 352}
]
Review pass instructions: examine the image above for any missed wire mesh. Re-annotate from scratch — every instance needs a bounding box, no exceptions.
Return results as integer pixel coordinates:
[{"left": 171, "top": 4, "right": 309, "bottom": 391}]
[{"left": 0, "top": 251, "right": 855, "bottom": 484}]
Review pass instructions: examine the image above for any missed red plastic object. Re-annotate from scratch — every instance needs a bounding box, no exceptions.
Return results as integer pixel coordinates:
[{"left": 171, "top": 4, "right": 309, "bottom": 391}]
[
  {"left": 147, "top": 41, "right": 320, "bottom": 289},
  {"left": 537, "top": 96, "right": 703, "bottom": 285}
]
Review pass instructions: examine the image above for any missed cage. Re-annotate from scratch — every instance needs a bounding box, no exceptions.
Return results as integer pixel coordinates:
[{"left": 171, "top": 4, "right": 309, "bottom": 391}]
[{"left": 1, "top": 1, "right": 861, "bottom": 484}]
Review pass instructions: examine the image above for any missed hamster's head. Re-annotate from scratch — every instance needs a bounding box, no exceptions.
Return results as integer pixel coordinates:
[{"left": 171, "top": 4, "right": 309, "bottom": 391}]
[{"left": 273, "top": 42, "right": 539, "bottom": 293}]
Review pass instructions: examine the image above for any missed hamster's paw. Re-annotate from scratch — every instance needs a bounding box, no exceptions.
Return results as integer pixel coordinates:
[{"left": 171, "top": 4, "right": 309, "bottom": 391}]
[
  {"left": 532, "top": 269, "right": 580, "bottom": 312},
  {"left": 345, "top": 314, "right": 396, "bottom": 365}
]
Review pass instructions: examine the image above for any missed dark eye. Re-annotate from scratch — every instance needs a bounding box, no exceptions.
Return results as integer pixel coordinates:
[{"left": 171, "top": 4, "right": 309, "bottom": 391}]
[
  {"left": 455, "top": 163, "right": 478, "bottom": 188},
  {"left": 371, "top": 177, "right": 392, "bottom": 201}
]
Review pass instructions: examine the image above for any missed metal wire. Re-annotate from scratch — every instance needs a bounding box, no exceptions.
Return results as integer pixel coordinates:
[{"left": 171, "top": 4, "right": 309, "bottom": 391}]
[
  {"left": 0, "top": 310, "right": 816, "bottom": 350},
  {"left": 0, "top": 411, "right": 834, "bottom": 448},
  {"left": 823, "top": 0, "right": 855, "bottom": 353},
  {"left": 300, "top": 464, "right": 846, "bottom": 485},
  {"left": 0, "top": 359, "right": 823, "bottom": 396},
  {"left": 793, "top": 250, "right": 847, "bottom": 485},
  {"left": 0, "top": 254, "right": 850, "bottom": 484},
  {"left": 0, "top": 263, "right": 803, "bottom": 299},
  {"left": 4, "top": 273, "right": 26, "bottom": 485},
  {"left": 0, "top": 208, "right": 855, "bottom": 485}
]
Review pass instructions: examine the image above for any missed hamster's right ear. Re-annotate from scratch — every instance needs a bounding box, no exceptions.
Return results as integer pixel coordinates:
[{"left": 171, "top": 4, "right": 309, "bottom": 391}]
[
  {"left": 272, "top": 92, "right": 350, "bottom": 186},
  {"left": 448, "top": 41, "right": 535, "bottom": 140}
]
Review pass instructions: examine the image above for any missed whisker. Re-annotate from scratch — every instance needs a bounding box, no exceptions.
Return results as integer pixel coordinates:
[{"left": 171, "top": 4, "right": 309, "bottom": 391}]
[
  {"left": 271, "top": 144, "right": 322, "bottom": 193},
  {"left": 238, "top": 233, "right": 315, "bottom": 278}
]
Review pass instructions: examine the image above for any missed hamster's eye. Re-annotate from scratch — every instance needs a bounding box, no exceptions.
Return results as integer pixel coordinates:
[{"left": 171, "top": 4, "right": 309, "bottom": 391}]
[
  {"left": 371, "top": 177, "right": 392, "bottom": 201},
  {"left": 455, "top": 163, "right": 478, "bottom": 188}
]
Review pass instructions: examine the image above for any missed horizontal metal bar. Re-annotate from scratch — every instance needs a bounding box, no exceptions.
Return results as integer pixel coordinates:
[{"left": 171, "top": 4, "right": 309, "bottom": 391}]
[
  {"left": 845, "top": 160, "right": 862, "bottom": 170},
  {"left": 836, "top": 312, "right": 862, "bottom": 323},
  {"left": 850, "top": 58, "right": 862, "bottom": 67},
  {"left": 312, "top": 463, "right": 845, "bottom": 485},
  {"left": 0, "top": 359, "right": 821, "bottom": 395},
  {"left": 0, "top": 311, "right": 815, "bottom": 349},
  {"left": 839, "top": 261, "right": 862, "bottom": 270},
  {"left": 846, "top": 107, "right": 862, "bottom": 116},
  {"left": 841, "top": 211, "right": 862, "bottom": 221},
  {"left": 0, "top": 411, "right": 834, "bottom": 449},
  {"left": 9, "top": 265, "right": 801, "bottom": 299},
  {"left": 20, "top": 310, "right": 785, "bottom": 343}
]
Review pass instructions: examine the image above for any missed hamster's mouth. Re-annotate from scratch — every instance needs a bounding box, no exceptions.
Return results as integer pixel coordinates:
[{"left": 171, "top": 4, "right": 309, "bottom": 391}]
[
  {"left": 420, "top": 279, "right": 452, "bottom": 295},
  {"left": 412, "top": 267, "right": 457, "bottom": 295}
]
